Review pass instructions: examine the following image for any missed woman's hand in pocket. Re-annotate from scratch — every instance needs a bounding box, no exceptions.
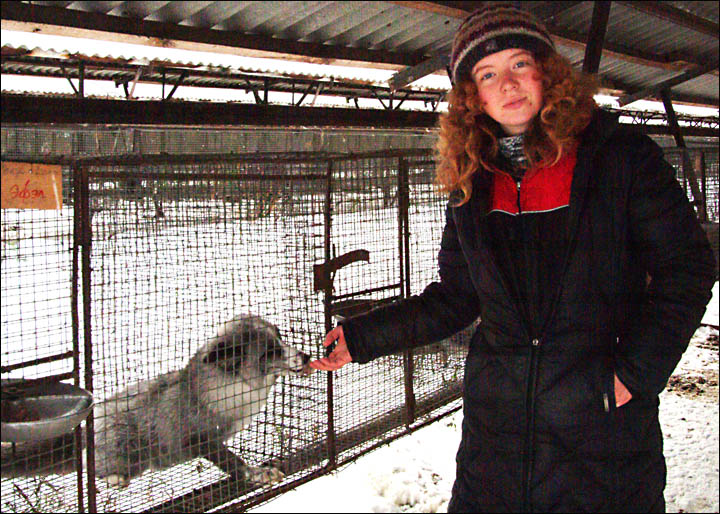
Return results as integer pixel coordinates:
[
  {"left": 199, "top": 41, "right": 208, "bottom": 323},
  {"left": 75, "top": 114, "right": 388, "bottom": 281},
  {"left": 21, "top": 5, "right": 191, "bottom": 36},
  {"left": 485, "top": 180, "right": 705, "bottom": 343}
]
[{"left": 614, "top": 373, "right": 632, "bottom": 407}]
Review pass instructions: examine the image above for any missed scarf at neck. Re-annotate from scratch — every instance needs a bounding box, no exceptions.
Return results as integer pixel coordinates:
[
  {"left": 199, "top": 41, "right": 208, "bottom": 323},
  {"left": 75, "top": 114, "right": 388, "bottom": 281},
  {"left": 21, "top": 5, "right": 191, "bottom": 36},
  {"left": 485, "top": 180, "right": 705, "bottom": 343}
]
[{"left": 497, "top": 134, "right": 528, "bottom": 180}]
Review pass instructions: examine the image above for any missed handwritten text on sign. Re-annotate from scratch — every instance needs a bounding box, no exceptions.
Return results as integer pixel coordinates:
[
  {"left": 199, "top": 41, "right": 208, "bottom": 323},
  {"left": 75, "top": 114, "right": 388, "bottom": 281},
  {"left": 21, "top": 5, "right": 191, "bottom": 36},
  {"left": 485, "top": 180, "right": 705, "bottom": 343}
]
[{"left": 1, "top": 162, "right": 62, "bottom": 210}]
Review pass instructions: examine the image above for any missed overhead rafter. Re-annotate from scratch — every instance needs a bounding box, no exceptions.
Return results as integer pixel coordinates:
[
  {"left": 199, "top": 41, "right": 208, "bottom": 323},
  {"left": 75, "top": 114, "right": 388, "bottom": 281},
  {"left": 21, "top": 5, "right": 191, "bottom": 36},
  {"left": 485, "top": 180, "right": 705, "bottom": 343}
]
[
  {"left": 0, "top": 94, "right": 441, "bottom": 128},
  {"left": 618, "top": 60, "right": 720, "bottom": 107},
  {"left": 2, "top": 94, "right": 717, "bottom": 138},
  {"left": 386, "top": 1, "right": 472, "bottom": 19},
  {"left": 582, "top": 1, "right": 611, "bottom": 74},
  {"left": 388, "top": 0, "right": 710, "bottom": 90},
  {"left": 389, "top": 54, "right": 448, "bottom": 91},
  {"left": 616, "top": 1, "right": 719, "bottom": 39},
  {"left": 603, "top": 73, "right": 718, "bottom": 108}
]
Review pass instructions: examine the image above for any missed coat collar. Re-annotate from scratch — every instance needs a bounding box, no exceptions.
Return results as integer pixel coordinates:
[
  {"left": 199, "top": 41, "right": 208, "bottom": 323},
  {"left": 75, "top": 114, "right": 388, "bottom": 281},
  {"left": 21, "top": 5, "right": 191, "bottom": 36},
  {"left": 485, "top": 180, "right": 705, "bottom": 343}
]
[{"left": 452, "top": 108, "right": 621, "bottom": 338}]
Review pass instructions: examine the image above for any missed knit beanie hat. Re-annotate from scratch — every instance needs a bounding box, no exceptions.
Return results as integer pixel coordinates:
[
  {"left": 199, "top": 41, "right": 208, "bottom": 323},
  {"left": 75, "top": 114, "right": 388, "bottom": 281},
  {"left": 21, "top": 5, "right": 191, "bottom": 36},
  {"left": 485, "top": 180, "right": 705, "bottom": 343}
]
[{"left": 449, "top": 4, "right": 555, "bottom": 85}]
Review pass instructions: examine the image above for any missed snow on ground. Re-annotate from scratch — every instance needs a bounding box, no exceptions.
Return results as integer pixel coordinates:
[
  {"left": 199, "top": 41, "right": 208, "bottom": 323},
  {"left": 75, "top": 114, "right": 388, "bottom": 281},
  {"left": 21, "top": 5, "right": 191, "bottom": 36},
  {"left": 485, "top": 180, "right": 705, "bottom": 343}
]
[{"left": 251, "top": 282, "right": 719, "bottom": 513}]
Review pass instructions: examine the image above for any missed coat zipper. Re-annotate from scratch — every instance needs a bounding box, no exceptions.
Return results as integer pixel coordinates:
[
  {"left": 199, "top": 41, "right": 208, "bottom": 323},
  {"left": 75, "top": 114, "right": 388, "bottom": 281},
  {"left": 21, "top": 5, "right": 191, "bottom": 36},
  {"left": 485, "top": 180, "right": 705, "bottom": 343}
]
[
  {"left": 516, "top": 177, "right": 540, "bottom": 512},
  {"left": 524, "top": 337, "right": 541, "bottom": 512}
]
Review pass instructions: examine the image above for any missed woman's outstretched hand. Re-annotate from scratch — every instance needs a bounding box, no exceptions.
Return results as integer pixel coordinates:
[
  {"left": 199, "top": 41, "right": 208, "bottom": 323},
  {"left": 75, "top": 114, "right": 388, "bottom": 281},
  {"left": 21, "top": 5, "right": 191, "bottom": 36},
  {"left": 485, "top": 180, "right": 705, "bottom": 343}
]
[{"left": 309, "top": 325, "right": 352, "bottom": 371}]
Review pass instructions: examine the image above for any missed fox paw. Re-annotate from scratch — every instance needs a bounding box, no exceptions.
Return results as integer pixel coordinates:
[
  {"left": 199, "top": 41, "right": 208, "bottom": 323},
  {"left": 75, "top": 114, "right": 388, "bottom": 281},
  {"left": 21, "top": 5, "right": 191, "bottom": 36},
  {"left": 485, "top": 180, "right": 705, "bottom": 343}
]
[{"left": 244, "top": 465, "right": 284, "bottom": 485}]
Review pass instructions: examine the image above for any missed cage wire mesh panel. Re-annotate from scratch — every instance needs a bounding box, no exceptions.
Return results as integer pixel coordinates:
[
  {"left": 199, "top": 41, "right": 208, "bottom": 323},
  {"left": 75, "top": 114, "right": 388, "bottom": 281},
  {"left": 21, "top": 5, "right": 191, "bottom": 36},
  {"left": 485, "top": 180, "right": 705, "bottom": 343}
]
[
  {"left": 82, "top": 155, "right": 329, "bottom": 513},
  {"left": 1, "top": 148, "right": 465, "bottom": 513},
  {"left": 405, "top": 157, "right": 471, "bottom": 418},
  {"left": 1, "top": 163, "right": 83, "bottom": 513},
  {"left": 664, "top": 147, "right": 720, "bottom": 222},
  {"left": 323, "top": 151, "right": 469, "bottom": 468},
  {"left": 326, "top": 154, "right": 408, "bottom": 461}
]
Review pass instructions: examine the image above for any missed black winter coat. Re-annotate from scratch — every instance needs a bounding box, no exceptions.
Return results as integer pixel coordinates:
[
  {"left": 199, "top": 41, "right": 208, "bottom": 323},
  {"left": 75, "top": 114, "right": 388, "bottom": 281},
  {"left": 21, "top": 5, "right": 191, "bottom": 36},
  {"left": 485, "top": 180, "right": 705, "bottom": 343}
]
[{"left": 341, "top": 110, "right": 716, "bottom": 513}]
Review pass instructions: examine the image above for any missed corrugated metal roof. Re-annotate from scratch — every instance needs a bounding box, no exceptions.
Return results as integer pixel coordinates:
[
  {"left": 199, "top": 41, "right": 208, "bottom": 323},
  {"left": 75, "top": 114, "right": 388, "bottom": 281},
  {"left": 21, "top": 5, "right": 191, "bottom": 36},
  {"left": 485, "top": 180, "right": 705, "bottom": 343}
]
[
  {"left": 2, "top": 1, "right": 718, "bottom": 110},
  {"left": 606, "top": 4, "right": 717, "bottom": 62},
  {"left": 669, "top": 1, "right": 719, "bottom": 23},
  {"left": 0, "top": 43, "right": 450, "bottom": 108}
]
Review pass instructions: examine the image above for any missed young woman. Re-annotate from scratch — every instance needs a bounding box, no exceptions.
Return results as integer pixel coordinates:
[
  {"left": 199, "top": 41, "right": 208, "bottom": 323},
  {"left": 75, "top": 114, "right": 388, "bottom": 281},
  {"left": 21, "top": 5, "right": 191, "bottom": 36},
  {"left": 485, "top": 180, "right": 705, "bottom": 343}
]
[{"left": 311, "top": 4, "right": 715, "bottom": 512}]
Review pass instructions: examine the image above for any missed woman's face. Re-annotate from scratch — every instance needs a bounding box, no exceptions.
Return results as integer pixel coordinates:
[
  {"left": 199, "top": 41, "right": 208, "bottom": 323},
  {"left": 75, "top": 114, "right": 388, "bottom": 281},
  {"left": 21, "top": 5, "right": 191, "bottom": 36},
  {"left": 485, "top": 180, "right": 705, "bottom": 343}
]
[{"left": 471, "top": 48, "right": 544, "bottom": 135}]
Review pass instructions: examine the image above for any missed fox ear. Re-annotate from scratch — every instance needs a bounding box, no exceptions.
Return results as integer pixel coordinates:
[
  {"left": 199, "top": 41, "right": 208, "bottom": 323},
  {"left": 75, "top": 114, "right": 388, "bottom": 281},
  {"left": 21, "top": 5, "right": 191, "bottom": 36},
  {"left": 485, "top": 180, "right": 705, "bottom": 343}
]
[
  {"left": 271, "top": 323, "right": 281, "bottom": 340},
  {"left": 202, "top": 334, "right": 247, "bottom": 372},
  {"left": 202, "top": 341, "right": 219, "bottom": 364}
]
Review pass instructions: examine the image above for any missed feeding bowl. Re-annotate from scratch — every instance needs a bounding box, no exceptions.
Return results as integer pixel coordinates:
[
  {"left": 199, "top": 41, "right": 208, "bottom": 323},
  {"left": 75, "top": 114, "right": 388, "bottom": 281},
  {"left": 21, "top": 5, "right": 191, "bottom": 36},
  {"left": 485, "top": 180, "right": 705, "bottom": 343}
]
[{"left": 1, "top": 379, "right": 94, "bottom": 443}]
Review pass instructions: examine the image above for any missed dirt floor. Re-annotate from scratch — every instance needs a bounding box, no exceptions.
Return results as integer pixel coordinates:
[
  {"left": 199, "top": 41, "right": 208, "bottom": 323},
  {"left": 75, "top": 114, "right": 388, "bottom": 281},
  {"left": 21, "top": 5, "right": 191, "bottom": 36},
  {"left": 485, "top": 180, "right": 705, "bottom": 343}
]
[{"left": 665, "top": 327, "right": 719, "bottom": 403}]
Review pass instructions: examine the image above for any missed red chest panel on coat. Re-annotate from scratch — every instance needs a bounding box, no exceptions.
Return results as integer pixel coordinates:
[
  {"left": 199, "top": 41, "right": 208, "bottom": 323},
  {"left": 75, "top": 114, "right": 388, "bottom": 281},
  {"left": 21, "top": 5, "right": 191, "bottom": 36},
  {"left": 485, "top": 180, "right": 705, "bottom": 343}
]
[{"left": 490, "top": 150, "right": 577, "bottom": 215}]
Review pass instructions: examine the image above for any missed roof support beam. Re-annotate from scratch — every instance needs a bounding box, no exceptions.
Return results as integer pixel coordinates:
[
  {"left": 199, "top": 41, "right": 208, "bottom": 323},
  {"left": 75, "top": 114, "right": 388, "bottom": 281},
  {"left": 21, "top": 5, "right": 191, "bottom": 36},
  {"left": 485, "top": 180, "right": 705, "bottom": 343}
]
[
  {"left": 582, "top": 1, "right": 611, "bottom": 74},
  {"left": 616, "top": 1, "right": 719, "bottom": 39},
  {"left": 2, "top": 94, "right": 717, "bottom": 138},
  {"left": 387, "top": 2, "right": 586, "bottom": 90},
  {"left": 387, "top": 1, "right": 472, "bottom": 19},
  {"left": 660, "top": 88, "right": 706, "bottom": 221},
  {"left": 0, "top": 94, "right": 440, "bottom": 128},
  {"left": 164, "top": 70, "right": 188, "bottom": 101},
  {"left": 78, "top": 61, "right": 84, "bottom": 99},
  {"left": 57, "top": 61, "right": 85, "bottom": 98},
  {"left": 618, "top": 61, "right": 720, "bottom": 107},
  {"left": 391, "top": 1, "right": 709, "bottom": 74},
  {"left": 58, "top": 62, "right": 80, "bottom": 97},
  {"left": 389, "top": 54, "right": 449, "bottom": 91},
  {"left": 293, "top": 82, "right": 318, "bottom": 107},
  {"left": 126, "top": 66, "right": 143, "bottom": 100}
]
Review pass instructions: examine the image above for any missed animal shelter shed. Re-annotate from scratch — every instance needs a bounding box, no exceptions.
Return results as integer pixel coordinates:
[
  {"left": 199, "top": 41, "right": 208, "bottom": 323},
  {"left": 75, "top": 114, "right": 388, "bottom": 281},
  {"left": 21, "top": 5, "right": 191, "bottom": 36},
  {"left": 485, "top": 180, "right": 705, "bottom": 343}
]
[{"left": 1, "top": 2, "right": 719, "bottom": 513}]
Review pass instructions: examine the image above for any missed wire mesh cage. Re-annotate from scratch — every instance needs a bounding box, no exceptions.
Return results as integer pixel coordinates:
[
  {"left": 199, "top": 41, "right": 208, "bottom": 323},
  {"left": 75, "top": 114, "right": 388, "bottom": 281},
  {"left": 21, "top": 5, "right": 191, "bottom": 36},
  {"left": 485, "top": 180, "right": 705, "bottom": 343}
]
[
  {"left": 83, "top": 154, "right": 331, "bottom": 512},
  {"left": 664, "top": 147, "right": 719, "bottom": 222},
  {"left": 1, "top": 147, "right": 467, "bottom": 513}
]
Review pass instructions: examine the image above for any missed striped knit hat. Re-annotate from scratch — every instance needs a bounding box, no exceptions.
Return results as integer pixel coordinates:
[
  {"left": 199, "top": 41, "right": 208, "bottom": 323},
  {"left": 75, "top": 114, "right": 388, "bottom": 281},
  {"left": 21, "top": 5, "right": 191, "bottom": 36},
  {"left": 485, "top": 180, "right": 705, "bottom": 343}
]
[{"left": 449, "top": 4, "right": 555, "bottom": 85}]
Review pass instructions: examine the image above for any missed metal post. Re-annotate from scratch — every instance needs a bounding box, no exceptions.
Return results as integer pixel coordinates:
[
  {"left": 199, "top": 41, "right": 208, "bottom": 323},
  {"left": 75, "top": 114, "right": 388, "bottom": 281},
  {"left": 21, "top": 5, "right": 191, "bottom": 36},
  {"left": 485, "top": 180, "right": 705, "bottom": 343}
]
[
  {"left": 323, "top": 159, "right": 337, "bottom": 469},
  {"left": 78, "top": 61, "right": 84, "bottom": 99},
  {"left": 660, "top": 88, "right": 706, "bottom": 220},
  {"left": 699, "top": 151, "right": 708, "bottom": 222},
  {"left": 78, "top": 164, "right": 97, "bottom": 512},
  {"left": 71, "top": 163, "right": 85, "bottom": 513},
  {"left": 399, "top": 157, "right": 415, "bottom": 427}
]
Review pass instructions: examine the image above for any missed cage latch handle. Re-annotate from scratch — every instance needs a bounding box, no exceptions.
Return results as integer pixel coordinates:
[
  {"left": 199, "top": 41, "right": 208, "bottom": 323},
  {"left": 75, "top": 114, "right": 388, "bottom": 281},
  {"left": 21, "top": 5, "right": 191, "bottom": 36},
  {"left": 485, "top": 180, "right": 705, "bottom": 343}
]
[{"left": 313, "top": 249, "right": 369, "bottom": 292}]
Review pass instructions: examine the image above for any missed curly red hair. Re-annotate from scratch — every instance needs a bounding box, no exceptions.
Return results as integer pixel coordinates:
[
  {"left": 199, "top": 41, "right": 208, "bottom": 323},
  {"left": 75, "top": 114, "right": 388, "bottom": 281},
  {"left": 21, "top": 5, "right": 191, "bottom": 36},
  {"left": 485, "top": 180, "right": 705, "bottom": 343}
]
[{"left": 435, "top": 51, "right": 600, "bottom": 205}]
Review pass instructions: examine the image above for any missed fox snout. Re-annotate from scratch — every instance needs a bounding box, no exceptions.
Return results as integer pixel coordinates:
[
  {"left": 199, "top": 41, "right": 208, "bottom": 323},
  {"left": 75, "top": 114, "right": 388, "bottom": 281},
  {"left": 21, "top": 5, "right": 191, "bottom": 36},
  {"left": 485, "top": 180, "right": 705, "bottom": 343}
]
[{"left": 298, "top": 352, "right": 314, "bottom": 376}]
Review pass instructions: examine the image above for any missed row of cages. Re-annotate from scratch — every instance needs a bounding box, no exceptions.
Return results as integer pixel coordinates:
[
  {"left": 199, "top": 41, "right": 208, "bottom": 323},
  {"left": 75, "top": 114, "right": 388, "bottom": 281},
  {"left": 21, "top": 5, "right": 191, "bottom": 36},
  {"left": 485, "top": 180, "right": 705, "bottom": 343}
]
[
  {"left": 1, "top": 149, "right": 472, "bottom": 513},
  {"left": 663, "top": 146, "right": 720, "bottom": 223}
]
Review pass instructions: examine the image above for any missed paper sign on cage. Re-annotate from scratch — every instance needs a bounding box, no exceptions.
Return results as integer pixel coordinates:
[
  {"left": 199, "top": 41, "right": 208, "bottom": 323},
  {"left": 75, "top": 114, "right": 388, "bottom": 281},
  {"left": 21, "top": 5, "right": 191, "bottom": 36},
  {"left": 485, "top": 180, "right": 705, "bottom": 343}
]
[{"left": 1, "top": 161, "right": 62, "bottom": 210}]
